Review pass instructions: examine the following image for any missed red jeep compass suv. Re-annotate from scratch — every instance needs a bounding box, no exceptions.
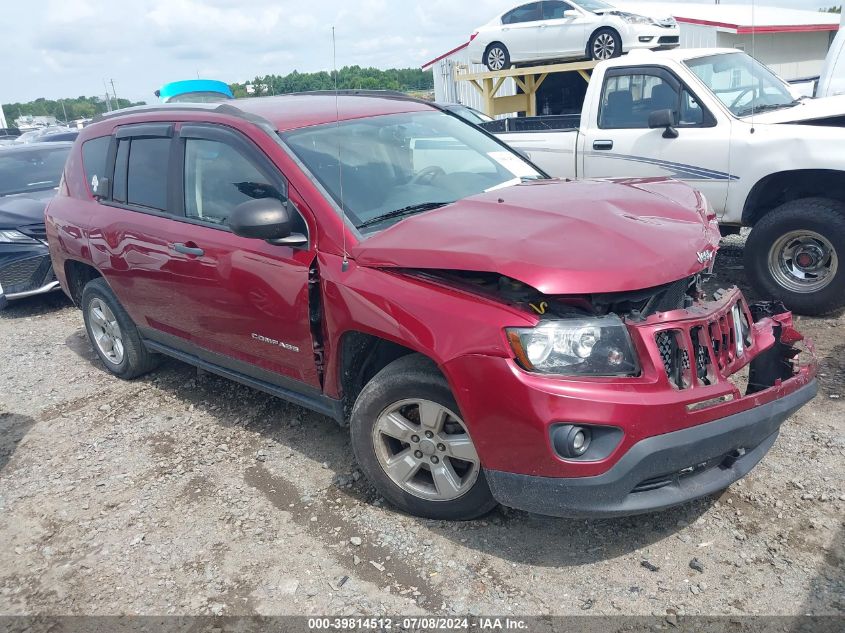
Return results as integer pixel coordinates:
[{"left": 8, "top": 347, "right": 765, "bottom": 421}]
[{"left": 46, "top": 93, "right": 817, "bottom": 520}]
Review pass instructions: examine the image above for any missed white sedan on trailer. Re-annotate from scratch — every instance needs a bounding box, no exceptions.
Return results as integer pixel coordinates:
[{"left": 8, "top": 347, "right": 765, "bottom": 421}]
[{"left": 468, "top": 0, "right": 679, "bottom": 71}]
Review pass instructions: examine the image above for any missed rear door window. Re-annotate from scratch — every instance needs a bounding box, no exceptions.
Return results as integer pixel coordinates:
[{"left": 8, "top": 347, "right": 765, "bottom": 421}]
[
  {"left": 126, "top": 138, "right": 170, "bottom": 211},
  {"left": 502, "top": 2, "right": 543, "bottom": 24}
]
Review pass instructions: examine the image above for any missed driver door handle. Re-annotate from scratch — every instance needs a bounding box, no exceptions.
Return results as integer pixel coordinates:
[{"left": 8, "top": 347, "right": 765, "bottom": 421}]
[
  {"left": 593, "top": 140, "right": 614, "bottom": 151},
  {"left": 172, "top": 242, "right": 204, "bottom": 257}
]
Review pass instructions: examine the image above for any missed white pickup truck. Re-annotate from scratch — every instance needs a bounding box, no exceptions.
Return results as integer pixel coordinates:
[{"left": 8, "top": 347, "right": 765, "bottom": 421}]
[{"left": 490, "top": 48, "right": 845, "bottom": 315}]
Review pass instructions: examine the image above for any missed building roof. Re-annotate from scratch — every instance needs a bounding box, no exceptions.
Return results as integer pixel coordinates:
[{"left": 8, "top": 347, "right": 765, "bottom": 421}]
[
  {"left": 620, "top": 2, "right": 840, "bottom": 34},
  {"left": 422, "top": 2, "right": 841, "bottom": 69}
]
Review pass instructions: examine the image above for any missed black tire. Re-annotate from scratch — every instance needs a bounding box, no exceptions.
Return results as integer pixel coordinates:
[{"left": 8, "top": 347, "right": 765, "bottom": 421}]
[
  {"left": 588, "top": 28, "right": 622, "bottom": 61},
  {"left": 744, "top": 198, "right": 845, "bottom": 316},
  {"left": 349, "top": 354, "right": 497, "bottom": 521},
  {"left": 484, "top": 42, "right": 511, "bottom": 71},
  {"left": 81, "top": 277, "right": 160, "bottom": 379}
]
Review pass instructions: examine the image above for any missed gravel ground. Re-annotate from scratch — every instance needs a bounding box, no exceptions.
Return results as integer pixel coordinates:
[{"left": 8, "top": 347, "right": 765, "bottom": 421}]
[{"left": 0, "top": 237, "right": 842, "bottom": 619}]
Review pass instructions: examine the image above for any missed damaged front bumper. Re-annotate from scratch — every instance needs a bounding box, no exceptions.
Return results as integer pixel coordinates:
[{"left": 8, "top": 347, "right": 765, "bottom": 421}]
[
  {"left": 486, "top": 378, "right": 816, "bottom": 518},
  {"left": 447, "top": 289, "right": 817, "bottom": 518}
]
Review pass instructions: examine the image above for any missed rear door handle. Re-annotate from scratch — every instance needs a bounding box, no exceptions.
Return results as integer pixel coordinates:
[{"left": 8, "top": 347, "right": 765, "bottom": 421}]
[
  {"left": 172, "top": 243, "right": 204, "bottom": 257},
  {"left": 593, "top": 140, "right": 614, "bottom": 151}
]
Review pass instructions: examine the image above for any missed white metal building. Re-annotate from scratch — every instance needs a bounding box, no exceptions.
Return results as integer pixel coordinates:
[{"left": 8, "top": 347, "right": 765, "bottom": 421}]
[{"left": 423, "top": 2, "right": 841, "bottom": 107}]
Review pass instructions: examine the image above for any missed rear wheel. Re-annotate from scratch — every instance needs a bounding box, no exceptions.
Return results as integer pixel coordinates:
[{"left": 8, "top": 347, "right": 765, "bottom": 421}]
[
  {"left": 484, "top": 43, "right": 510, "bottom": 71},
  {"left": 82, "top": 278, "right": 160, "bottom": 379},
  {"left": 350, "top": 354, "right": 497, "bottom": 520},
  {"left": 589, "top": 28, "right": 622, "bottom": 61},
  {"left": 744, "top": 198, "right": 845, "bottom": 316}
]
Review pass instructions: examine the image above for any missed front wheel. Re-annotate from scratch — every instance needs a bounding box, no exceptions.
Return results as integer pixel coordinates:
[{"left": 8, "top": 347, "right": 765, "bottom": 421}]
[
  {"left": 744, "top": 198, "right": 845, "bottom": 316},
  {"left": 350, "top": 354, "right": 497, "bottom": 520},
  {"left": 589, "top": 28, "right": 622, "bottom": 61}
]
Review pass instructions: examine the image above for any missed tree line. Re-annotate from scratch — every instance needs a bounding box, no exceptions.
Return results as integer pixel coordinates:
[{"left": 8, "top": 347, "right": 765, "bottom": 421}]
[
  {"left": 229, "top": 66, "right": 434, "bottom": 97},
  {"left": 820, "top": 6, "right": 842, "bottom": 13},
  {"left": 3, "top": 95, "right": 145, "bottom": 124}
]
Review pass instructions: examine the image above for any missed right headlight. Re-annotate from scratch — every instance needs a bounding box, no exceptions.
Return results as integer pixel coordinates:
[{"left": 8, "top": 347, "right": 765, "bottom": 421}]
[
  {"left": 506, "top": 315, "right": 639, "bottom": 377},
  {"left": 623, "top": 14, "right": 655, "bottom": 25}
]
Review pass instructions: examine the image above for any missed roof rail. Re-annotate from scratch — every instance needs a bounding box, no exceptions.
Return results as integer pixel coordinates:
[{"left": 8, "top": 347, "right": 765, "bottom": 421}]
[{"left": 91, "top": 102, "right": 272, "bottom": 128}]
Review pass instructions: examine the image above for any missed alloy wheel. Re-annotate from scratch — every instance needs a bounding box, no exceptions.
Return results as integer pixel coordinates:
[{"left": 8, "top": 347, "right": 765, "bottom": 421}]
[
  {"left": 371, "top": 398, "right": 480, "bottom": 502},
  {"left": 89, "top": 298, "right": 125, "bottom": 365},
  {"left": 487, "top": 48, "right": 506, "bottom": 71},
  {"left": 593, "top": 34, "right": 616, "bottom": 60},
  {"left": 768, "top": 230, "right": 839, "bottom": 293}
]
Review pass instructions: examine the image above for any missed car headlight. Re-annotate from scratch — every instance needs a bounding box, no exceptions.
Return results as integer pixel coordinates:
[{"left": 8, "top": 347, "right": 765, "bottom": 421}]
[
  {"left": 506, "top": 315, "right": 639, "bottom": 376},
  {"left": 0, "top": 230, "right": 38, "bottom": 244},
  {"left": 623, "top": 14, "right": 655, "bottom": 25}
]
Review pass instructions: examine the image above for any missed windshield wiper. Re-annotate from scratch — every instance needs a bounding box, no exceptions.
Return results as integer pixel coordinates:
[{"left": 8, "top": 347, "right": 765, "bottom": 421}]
[
  {"left": 735, "top": 100, "right": 800, "bottom": 118},
  {"left": 357, "top": 202, "right": 452, "bottom": 230}
]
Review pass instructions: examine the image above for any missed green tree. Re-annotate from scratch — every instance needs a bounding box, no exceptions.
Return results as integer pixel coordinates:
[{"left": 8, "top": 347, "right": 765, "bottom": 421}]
[
  {"left": 820, "top": 6, "right": 842, "bottom": 13},
  {"left": 5, "top": 95, "right": 146, "bottom": 125},
  {"left": 229, "top": 66, "right": 434, "bottom": 98}
]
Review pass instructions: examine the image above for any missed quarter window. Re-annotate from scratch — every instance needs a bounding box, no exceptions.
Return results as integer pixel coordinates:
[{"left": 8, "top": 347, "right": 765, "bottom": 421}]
[
  {"left": 81, "top": 136, "right": 111, "bottom": 195},
  {"left": 126, "top": 138, "right": 170, "bottom": 210},
  {"left": 183, "top": 138, "right": 284, "bottom": 226}
]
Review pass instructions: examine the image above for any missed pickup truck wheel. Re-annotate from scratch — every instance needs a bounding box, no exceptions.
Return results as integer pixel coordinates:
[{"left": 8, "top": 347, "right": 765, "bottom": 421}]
[
  {"left": 81, "top": 278, "right": 160, "bottom": 379},
  {"left": 484, "top": 43, "right": 510, "bottom": 71},
  {"left": 589, "top": 29, "right": 622, "bottom": 61},
  {"left": 745, "top": 198, "right": 845, "bottom": 316},
  {"left": 350, "top": 354, "right": 497, "bottom": 520}
]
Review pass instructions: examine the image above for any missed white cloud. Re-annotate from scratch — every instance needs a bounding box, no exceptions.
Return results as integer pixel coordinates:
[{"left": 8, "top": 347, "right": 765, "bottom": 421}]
[{"left": 1, "top": 0, "right": 838, "bottom": 104}]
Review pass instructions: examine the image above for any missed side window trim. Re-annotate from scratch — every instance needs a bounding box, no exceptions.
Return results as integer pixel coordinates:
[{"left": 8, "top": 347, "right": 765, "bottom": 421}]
[{"left": 598, "top": 66, "right": 716, "bottom": 130}]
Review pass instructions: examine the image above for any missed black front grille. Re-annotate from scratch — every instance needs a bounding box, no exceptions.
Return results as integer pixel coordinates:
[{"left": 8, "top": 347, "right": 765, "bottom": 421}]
[
  {"left": 17, "top": 223, "right": 47, "bottom": 242},
  {"left": 0, "top": 254, "right": 52, "bottom": 294},
  {"left": 656, "top": 330, "right": 689, "bottom": 389},
  {"left": 659, "top": 36, "right": 679, "bottom": 44}
]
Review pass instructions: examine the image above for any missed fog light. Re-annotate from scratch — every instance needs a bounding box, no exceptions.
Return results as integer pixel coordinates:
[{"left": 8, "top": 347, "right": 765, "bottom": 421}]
[
  {"left": 639, "top": 36, "right": 654, "bottom": 42},
  {"left": 554, "top": 424, "right": 592, "bottom": 458}
]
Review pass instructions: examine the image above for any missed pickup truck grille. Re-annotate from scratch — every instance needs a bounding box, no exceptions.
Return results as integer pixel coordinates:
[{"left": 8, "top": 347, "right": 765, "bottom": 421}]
[{"left": 654, "top": 296, "right": 754, "bottom": 390}]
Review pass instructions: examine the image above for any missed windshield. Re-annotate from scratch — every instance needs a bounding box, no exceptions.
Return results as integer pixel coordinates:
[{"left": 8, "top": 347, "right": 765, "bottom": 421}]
[
  {"left": 0, "top": 146, "right": 69, "bottom": 197},
  {"left": 282, "top": 111, "right": 543, "bottom": 232},
  {"left": 686, "top": 52, "right": 797, "bottom": 118},
  {"left": 575, "top": 0, "right": 613, "bottom": 12}
]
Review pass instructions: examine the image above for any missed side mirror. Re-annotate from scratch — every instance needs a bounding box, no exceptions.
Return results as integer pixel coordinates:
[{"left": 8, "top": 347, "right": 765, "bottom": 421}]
[
  {"left": 563, "top": 10, "right": 579, "bottom": 18},
  {"left": 228, "top": 198, "right": 307, "bottom": 246},
  {"left": 648, "top": 109, "right": 679, "bottom": 139}
]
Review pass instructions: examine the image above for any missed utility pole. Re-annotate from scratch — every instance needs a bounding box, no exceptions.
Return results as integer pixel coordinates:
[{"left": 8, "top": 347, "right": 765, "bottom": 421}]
[
  {"left": 0, "top": 104, "right": 7, "bottom": 129},
  {"left": 109, "top": 78, "right": 119, "bottom": 107},
  {"left": 102, "top": 80, "right": 113, "bottom": 111},
  {"left": 60, "top": 99, "right": 68, "bottom": 124}
]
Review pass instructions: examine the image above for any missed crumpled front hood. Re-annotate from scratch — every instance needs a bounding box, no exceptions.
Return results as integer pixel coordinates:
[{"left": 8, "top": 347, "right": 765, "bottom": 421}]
[
  {"left": 352, "top": 178, "right": 720, "bottom": 295},
  {"left": 0, "top": 189, "right": 54, "bottom": 228},
  {"left": 747, "top": 95, "right": 845, "bottom": 125}
]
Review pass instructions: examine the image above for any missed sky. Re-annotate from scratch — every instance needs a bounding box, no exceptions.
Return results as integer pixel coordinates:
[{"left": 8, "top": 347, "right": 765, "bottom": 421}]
[{"left": 1, "top": 0, "right": 839, "bottom": 105}]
